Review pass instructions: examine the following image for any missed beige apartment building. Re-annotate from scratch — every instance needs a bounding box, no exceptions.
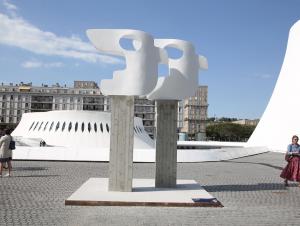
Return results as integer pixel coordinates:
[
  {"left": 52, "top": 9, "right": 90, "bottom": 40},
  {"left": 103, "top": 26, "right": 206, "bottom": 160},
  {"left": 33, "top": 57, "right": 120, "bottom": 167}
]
[
  {"left": 0, "top": 82, "right": 208, "bottom": 140},
  {"left": 178, "top": 86, "right": 208, "bottom": 140}
]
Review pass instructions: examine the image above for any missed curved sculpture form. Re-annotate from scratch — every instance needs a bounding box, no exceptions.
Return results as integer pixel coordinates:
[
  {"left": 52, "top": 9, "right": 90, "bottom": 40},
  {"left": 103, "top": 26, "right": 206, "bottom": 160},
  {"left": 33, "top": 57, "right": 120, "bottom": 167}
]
[
  {"left": 86, "top": 29, "right": 163, "bottom": 96},
  {"left": 247, "top": 20, "right": 300, "bottom": 152},
  {"left": 147, "top": 39, "right": 208, "bottom": 100}
]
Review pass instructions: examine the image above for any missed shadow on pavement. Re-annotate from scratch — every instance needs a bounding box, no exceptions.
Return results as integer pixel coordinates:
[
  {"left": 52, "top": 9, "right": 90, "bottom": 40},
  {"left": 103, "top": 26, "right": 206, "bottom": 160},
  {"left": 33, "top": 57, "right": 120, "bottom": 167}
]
[
  {"left": 223, "top": 160, "right": 283, "bottom": 170},
  {"left": 12, "top": 175, "right": 59, "bottom": 178},
  {"left": 204, "top": 182, "right": 298, "bottom": 192},
  {"left": 12, "top": 167, "right": 48, "bottom": 171}
]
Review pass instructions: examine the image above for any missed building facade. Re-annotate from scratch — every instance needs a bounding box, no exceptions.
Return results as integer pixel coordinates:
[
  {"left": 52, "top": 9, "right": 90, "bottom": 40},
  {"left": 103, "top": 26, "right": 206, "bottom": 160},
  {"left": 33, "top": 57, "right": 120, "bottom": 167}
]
[
  {"left": 178, "top": 86, "right": 208, "bottom": 140},
  {"left": 0, "top": 82, "right": 208, "bottom": 139}
]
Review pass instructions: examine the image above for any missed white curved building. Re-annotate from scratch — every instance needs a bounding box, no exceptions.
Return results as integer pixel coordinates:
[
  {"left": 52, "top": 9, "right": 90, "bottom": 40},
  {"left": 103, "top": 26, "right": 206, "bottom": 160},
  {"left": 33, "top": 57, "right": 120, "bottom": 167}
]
[
  {"left": 12, "top": 110, "right": 154, "bottom": 149},
  {"left": 11, "top": 110, "right": 266, "bottom": 162},
  {"left": 246, "top": 20, "right": 300, "bottom": 152}
]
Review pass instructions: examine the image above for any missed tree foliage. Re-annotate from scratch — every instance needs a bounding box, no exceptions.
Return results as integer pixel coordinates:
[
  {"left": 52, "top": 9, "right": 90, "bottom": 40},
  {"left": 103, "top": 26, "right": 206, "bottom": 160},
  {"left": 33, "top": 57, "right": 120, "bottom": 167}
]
[{"left": 206, "top": 122, "right": 256, "bottom": 142}]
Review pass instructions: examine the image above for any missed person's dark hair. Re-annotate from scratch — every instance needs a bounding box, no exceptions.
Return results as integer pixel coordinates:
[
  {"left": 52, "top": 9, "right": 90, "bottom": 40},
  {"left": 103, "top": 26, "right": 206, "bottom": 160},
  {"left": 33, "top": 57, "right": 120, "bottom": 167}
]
[
  {"left": 4, "top": 128, "right": 12, "bottom": 135},
  {"left": 292, "top": 135, "right": 299, "bottom": 141}
]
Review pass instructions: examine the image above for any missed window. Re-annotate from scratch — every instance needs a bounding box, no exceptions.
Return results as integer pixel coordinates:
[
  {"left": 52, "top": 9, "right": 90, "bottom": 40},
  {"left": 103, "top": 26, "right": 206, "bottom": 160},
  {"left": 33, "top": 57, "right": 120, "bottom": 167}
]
[
  {"left": 38, "top": 122, "right": 44, "bottom": 131},
  {"left": 49, "top": 122, "right": 54, "bottom": 131},
  {"left": 75, "top": 122, "right": 78, "bottom": 132},
  {"left": 55, "top": 122, "right": 60, "bottom": 131},
  {"left": 106, "top": 123, "right": 109, "bottom": 133},
  {"left": 94, "top": 123, "right": 97, "bottom": 132},
  {"left": 81, "top": 122, "right": 84, "bottom": 132},
  {"left": 44, "top": 122, "right": 49, "bottom": 131},
  {"left": 100, "top": 123, "right": 103, "bottom": 133},
  {"left": 88, "top": 123, "right": 91, "bottom": 133},
  {"left": 62, "top": 122, "right": 66, "bottom": 131},
  {"left": 68, "top": 122, "right": 72, "bottom": 132},
  {"left": 33, "top": 122, "right": 39, "bottom": 131},
  {"left": 29, "top": 121, "right": 35, "bottom": 131}
]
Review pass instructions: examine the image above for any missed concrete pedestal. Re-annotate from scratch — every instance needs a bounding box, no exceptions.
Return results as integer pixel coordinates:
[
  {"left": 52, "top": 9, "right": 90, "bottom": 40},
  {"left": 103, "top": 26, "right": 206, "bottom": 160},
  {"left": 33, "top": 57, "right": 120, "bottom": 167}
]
[
  {"left": 109, "top": 95, "right": 134, "bottom": 192},
  {"left": 155, "top": 100, "right": 178, "bottom": 188}
]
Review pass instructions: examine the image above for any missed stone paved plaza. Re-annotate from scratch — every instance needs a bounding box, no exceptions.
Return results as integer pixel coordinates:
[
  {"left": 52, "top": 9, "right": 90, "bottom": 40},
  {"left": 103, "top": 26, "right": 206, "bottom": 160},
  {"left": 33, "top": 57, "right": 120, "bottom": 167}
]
[{"left": 1, "top": 152, "right": 300, "bottom": 226}]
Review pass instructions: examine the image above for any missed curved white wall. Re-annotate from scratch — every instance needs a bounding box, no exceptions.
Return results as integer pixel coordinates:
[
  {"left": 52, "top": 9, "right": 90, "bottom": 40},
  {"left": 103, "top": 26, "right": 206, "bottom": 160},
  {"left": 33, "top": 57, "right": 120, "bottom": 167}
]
[
  {"left": 247, "top": 20, "right": 300, "bottom": 152},
  {"left": 12, "top": 110, "right": 154, "bottom": 149}
]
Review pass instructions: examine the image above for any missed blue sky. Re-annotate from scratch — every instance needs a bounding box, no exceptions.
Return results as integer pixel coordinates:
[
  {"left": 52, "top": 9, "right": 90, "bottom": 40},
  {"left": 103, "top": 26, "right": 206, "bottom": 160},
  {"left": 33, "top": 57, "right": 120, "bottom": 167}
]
[{"left": 0, "top": 0, "right": 299, "bottom": 119}]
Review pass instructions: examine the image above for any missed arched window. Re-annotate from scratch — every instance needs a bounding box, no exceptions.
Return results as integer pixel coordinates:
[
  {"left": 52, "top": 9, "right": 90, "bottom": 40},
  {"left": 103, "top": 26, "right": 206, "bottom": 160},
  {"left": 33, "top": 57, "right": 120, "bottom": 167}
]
[
  {"left": 33, "top": 122, "right": 39, "bottom": 131},
  {"left": 100, "top": 123, "right": 103, "bottom": 133},
  {"left": 49, "top": 122, "right": 54, "bottom": 131},
  {"left": 81, "top": 122, "right": 84, "bottom": 132},
  {"left": 88, "top": 122, "right": 91, "bottom": 133},
  {"left": 55, "top": 122, "right": 60, "bottom": 131},
  {"left": 106, "top": 123, "right": 109, "bottom": 133},
  {"left": 68, "top": 122, "right": 72, "bottom": 132},
  {"left": 44, "top": 122, "right": 49, "bottom": 131},
  {"left": 62, "top": 122, "right": 66, "bottom": 131},
  {"left": 29, "top": 121, "right": 35, "bottom": 131},
  {"left": 38, "top": 122, "right": 44, "bottom": 131},
  {"left": 94, "top": 123, "right": 97, "bottom": 132},
  {"left": 75, "top": 122, "right": 78, "bottom": 132},
  {"left": 134, "top": 127, "right": 137, "bottom": 133}
]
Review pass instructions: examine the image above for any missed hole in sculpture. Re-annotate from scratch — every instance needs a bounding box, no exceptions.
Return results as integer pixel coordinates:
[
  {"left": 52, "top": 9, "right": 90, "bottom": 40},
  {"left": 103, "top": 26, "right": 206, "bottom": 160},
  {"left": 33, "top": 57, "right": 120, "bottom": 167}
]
[
  {"left": 119, "top": 37, "right": 141, "bottom": 51},
  {"left": 165, "top": 46, "right": 183, "bottom": 59},
  {"left": 158, "top": 63, "right": 169, "bottom": 77}
]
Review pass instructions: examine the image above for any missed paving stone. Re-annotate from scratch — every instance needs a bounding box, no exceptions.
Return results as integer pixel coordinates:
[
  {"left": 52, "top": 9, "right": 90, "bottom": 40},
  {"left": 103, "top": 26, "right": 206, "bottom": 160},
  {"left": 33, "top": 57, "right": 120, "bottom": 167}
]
[{"left": 0, "top": 152, "right": 299, "bottom": 225}]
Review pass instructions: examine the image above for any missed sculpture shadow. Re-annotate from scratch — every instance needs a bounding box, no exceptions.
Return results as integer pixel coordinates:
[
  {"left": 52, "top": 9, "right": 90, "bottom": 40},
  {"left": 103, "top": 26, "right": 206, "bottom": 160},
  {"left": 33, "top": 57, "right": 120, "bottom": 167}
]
[
  {"left": 223, "top": 160, "right": 284, "bottom": 170},
  {"left": 133, "top": 183, "right": 202, "bottom": 192},
  {"left": 203, "top": 182, "right": 297, "bottom": 192},
  {"left": 12, "top": 174, "right": 59, "bottom": 178},
  {"left": 12, "top": 167, "right": 48, "bottom": 171}
]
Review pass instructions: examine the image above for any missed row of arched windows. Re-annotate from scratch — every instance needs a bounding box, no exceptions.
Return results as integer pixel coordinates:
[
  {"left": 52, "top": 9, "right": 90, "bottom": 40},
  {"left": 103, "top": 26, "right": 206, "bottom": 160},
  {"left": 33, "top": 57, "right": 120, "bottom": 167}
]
[
  {"left": 28, "top": 121, "right": 110, "bottom": 133},
  {"left": 28, "top": 120, "right": 144, "bottom": 135}
]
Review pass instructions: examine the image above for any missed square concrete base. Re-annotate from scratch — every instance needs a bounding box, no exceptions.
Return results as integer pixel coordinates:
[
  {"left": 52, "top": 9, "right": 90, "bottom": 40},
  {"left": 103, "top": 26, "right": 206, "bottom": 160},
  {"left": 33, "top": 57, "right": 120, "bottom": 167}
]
[{"left": 65, "top": 178, "right": 223, "bottom": 207}]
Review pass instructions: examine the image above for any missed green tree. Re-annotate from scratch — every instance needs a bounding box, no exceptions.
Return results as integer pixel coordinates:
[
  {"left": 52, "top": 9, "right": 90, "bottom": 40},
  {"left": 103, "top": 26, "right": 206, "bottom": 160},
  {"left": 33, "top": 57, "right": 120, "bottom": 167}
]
[{"left": 206, "top": 122, "right": 256, "bottom": 141}]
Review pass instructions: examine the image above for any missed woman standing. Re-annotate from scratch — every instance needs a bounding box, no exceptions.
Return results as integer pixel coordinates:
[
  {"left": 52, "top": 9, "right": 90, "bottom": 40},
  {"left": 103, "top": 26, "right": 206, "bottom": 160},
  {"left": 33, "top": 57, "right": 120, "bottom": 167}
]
[
  {"left": 280, "top": 135, "right": 300, "bottom": 186},
  {"left": 0, "top": 128, "right": 13, "bottom": 177}
]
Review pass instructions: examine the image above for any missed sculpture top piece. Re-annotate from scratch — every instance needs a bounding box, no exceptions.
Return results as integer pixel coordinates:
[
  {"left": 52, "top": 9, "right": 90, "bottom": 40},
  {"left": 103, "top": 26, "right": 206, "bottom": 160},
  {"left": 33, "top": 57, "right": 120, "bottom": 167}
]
[
  {"left": 147, "top": 39, "right": 208, "bottom": 100},
  {"left": 86, "top": 29, "right": 163, "bottom": 96}
]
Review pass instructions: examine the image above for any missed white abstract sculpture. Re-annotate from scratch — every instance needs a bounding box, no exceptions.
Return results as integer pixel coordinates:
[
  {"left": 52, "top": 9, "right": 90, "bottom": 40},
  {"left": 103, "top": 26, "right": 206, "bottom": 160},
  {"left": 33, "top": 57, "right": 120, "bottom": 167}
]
[
  {"left": 147, "top": 39, "right": 208, "bottom": 100},
  {"left": 86, "top": 29, "right": 163, "bottom": 96},
  {"left": 246, "top": 20, "right": 300, "bottom": 152}
]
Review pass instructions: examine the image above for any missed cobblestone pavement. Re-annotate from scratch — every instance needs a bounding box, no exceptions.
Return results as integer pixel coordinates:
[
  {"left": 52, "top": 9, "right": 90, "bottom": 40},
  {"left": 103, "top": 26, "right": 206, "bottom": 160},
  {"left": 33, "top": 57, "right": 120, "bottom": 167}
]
[{"left": 1, "top": 152, "right": 300, "bottom": 226}]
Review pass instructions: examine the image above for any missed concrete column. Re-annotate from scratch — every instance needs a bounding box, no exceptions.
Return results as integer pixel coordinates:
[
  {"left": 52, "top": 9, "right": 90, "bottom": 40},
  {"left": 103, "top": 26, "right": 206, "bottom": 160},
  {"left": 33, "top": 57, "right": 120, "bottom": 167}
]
[
  {"left": 155, "top": 100, "right": 178, "bottom": 188},
  {"left": 109, "top": 95, "right": 134, "bottom": 192}
]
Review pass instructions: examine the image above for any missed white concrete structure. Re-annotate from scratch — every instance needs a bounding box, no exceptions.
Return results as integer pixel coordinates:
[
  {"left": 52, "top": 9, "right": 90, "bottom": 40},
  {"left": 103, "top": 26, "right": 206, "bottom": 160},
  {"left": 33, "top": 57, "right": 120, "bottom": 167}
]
[
  {"left": 147, "top": 39, "right": 208, "bottom": 100},
  {"left": 246, "top": 20, "right": 300, "bottom": 152},
  {"left": 86, "top": 29, "right": 164, "bottom": 96},
  {"left": 12, "top": 111, "right": 154, "bottom": 149},
  {"left": 11, "top": 110, "right": 267, "bottom": 162}
]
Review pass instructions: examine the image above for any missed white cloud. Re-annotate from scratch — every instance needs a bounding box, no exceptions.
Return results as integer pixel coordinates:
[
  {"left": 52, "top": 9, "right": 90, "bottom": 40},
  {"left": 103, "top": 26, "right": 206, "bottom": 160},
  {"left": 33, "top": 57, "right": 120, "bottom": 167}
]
[
  {"left": 21, "top": 60, "right": 64, "bottom": 69},
  {"left": 3, "top": 0, "right": 17, "bottom": 12},
  {"left": 0, "top": 1, "right": 122, "bottom": 65}
]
